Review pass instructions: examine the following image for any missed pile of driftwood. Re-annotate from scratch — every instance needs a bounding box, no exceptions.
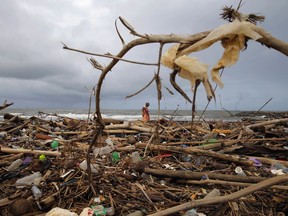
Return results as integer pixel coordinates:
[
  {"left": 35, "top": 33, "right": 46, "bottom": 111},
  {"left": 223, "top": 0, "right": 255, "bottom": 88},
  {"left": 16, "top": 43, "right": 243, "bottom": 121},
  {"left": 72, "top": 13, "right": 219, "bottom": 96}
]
[{"left": 0, "top": 111, "right": 288, "bottom": 216}]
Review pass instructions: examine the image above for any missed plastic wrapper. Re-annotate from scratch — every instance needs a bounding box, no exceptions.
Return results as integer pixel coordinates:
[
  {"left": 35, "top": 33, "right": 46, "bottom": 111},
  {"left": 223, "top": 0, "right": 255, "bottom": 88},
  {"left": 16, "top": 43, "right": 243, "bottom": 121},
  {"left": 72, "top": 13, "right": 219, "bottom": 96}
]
[
  {"left": 211, "top": 34, "right": 246, "bottom": 87},
  {"left": 178, "top": 20, "right": 263, "bottom": 87},
  {"left": 46, "top": 207, "right": 78, "bottom": 216},
  {"left": 174, "top": 56, "right": 214, "bottom": 100},
  {"left": 179, "top": 20, "right": 262, "bottom": 55},
  {"left": 160, "top": 44, "right": 179, "bottom": 69}
]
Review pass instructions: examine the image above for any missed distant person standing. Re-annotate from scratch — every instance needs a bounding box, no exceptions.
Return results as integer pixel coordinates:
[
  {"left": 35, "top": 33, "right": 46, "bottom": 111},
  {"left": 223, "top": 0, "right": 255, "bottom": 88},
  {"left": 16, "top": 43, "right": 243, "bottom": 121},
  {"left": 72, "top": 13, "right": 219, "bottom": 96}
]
[{"left": 142, "top": 102, "right": 150, "bottom": 122}]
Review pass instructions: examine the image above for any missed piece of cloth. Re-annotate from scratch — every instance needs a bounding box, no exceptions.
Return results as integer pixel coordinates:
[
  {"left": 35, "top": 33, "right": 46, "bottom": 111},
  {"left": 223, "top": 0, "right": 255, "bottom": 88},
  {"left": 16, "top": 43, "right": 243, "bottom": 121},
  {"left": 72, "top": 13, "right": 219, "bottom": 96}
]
[{"left": 142, "top": 106, "right": 150, "bottom": 122}]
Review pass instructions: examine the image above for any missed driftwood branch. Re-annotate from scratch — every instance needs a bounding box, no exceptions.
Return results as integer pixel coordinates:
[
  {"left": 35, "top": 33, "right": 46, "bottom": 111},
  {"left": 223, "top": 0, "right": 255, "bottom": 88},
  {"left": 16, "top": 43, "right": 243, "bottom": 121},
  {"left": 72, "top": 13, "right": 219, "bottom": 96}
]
[
  {"left": 178, "top": 179, "right": 288, "bottom": 191},
  {"left": 0, "top": 146, "right": 61, "bottom": 157},
  {"left": 141, "top": 167, "right": 266, "bottom": 183},
  {"left": 245, "top": 117, "right": 288, "bottom": 129},
  {"left": 125, "top": 74, "right": 156, "bottom": 99},
  {"left": 0, "top": 100, "right": 14, "bottom": 111}
]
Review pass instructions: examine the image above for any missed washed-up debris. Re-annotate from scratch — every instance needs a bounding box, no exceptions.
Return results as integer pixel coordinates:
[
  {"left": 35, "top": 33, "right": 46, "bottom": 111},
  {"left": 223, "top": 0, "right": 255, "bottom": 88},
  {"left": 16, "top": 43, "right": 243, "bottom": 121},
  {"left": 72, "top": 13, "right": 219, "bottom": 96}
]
[
  {"left": 0, "top": 111, "right": 288, "bottom": 216},
  {"left": 1, "top": 3, "right": 288, "bottom": 215}
]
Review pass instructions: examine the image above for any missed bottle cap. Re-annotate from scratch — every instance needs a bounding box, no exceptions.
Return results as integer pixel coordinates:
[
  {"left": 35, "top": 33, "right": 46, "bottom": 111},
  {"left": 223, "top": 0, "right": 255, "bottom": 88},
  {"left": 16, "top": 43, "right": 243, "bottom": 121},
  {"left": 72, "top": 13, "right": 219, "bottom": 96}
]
[
  {"left": 39, "top": 154, "right": 46, "bottom": 161},
  {"left": 51, "top": 140, "right": 59, "bottom": 149}
]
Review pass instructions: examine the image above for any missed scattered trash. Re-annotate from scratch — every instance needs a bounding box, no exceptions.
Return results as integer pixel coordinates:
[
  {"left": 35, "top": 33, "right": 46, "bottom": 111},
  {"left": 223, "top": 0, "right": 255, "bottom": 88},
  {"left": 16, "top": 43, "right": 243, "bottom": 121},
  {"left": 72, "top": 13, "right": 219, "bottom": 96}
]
[{"left": 0, "top": 110, "right": 288, "bottom": 215}]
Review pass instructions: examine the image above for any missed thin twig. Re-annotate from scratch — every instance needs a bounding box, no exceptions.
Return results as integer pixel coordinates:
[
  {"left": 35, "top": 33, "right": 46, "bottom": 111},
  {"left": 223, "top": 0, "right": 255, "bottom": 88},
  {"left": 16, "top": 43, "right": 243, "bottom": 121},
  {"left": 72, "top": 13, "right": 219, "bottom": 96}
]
[
  {"left": 63, "top": 46, "right": 158, "bottom": 66},
  {"left": 125, "top": 75, "right": 156, "bottom": 99},
  {"left": 115, "top": 18, "right": 125, "bottom": 46},
  {"left": 254, "top": 97, "right": 273, "bottom": 116}
]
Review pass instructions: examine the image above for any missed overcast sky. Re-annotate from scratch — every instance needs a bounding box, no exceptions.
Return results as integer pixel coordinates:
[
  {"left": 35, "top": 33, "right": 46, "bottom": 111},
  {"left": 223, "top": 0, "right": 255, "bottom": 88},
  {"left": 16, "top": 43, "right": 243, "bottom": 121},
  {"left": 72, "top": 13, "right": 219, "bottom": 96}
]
[{"left": 0, "top": 0, "right": 287, "bottom": 112}]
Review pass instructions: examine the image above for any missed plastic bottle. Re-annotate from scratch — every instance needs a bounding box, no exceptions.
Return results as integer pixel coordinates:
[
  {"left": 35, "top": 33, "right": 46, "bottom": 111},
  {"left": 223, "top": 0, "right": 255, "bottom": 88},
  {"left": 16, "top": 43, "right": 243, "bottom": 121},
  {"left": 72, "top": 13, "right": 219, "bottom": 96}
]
[
  {"left": 93, "top": 146, "right": 115, "bottom": 157},
  {"left": 183, "top": 209, "right": 198, "bottom": 216},
  {"left": 15, "top": 172, "right": 42, "bottom": 188},
  {"left": 31, "top": 185, "right": 42, "bottom": 199},
  {"left": 91, "top": 205, "right": 106, "bottom": 216},
  {"left": 7, "top": 159, "right": 23, "bottom": 171},
  {"left": 131, "top": 151, "right": 142, "bottom": 163},
  {"left": 204, "top": 188, "right": 220, "bottom": 199},
  {"left": 78, "top": 160, "right": 99, "bottom": 173}
]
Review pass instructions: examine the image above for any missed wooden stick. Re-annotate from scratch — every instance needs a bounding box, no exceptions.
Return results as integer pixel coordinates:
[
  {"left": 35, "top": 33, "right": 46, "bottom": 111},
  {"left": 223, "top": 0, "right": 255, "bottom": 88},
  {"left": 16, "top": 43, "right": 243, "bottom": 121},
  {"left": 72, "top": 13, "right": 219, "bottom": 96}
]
[
  {"left": 0, "top": 100, "right": 14, "bottom": 111},
  {"left": 177, "top": 179, "right": 288, "bottom": 190},
  {"left": 246, "top": 118, "right": 288, "bottom": 129},
  {"left": 135, "top": 143, "right": 253, "bottom": 166},
  {"left": 249, "top": 156, "right": 288, "bottom": 167},
  {"left": 148, "top": 174, "right": 288, "bottom": 216},
  {"left": 105, "top": 122, "right": 156, "bottom": 133},
  {"left": 143, "top": 168, "right": 266, "bottom": 183},
  {"left": 0, "top": 146, "right": 61, "bottom": 157},
  {"left": 7, "top": 119, "right": 32, "bottom": 134}
]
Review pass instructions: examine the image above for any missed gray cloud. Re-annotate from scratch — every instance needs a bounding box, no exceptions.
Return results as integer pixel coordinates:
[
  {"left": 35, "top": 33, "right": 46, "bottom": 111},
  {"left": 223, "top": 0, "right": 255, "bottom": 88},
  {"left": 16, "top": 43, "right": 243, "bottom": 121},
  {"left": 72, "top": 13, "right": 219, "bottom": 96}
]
[{"left": 0, "top": 0, "right": 288, "bottom": 111}]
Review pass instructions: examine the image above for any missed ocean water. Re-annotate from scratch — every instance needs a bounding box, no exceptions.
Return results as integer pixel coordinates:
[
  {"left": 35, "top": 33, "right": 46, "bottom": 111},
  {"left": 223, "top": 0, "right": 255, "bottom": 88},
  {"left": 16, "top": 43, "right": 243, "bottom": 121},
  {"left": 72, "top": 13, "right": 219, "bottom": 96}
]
[{"left": 0, "top": 108, "right": 243, "bottom": 122}]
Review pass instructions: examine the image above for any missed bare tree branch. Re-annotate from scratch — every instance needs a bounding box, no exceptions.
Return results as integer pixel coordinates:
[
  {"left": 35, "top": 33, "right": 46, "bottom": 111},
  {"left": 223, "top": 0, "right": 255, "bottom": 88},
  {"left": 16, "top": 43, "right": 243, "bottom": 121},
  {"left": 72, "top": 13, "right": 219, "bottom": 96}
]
[
  {"left": 125, "top": 75, "right": 156, "bottom": 99},
  {"left": 0, "top": 100, "right": 14, "bottom": 111}
]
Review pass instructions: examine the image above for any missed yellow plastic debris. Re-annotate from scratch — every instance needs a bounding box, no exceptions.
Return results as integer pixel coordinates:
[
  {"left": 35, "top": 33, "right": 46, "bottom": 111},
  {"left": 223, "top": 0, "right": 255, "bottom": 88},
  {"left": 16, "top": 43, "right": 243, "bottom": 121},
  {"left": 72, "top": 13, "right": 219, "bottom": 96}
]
[
  {"left": 212, "top": 129, "right": 232, "bottom": 134},
  {"left": 174, "top": 56, "right": 215, "bottom": 100},
  {"left": 160, "top": 44, "right": 180, "bottom": 69},
  {"left": 211, "top": 34, "right": 246, "bottom": 87},
  {"left": 174, "top": 55, "right": 209, "bottom": 87},
  {"left": 176, "top": 20, "right": 263, "bottom": 87},
  {"left": 178, "top": 20, "right": 262, "bottom": 56},
  {"left": 161, "top": 45, "right": 215, "bottom": 100}
]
